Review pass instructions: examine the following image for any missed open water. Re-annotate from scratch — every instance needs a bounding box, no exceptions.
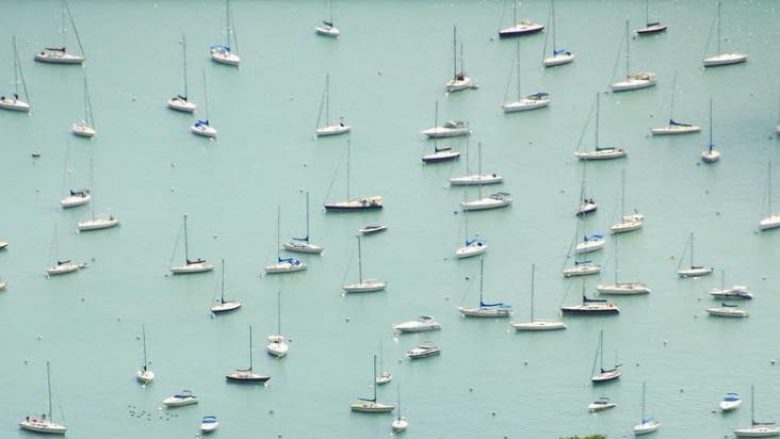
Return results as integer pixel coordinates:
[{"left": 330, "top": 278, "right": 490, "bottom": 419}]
[{"left": 2, "top": 0, "right": 780, "bottom": 437}]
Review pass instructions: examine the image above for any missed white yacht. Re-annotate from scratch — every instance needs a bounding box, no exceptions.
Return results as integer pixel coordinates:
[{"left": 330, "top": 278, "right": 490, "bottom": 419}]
[
  {"left": 445, "top": 26, "right": 475, "bottom": 93},
  {"left": 393, "top": 316, "right": 441, "bottom": 333},
  {"left": 169, "top": 215, "right": 214, "bottom": 275},
  {"left": 461, "top": 192, "right": 512, "bottom": 212},
  {"left": 163, "top": 390, "right": 198, "bottom": 407},
  {"left": 676, "top": 233, "right": 712, "bottom": 278},
  {"left": 562, "top": 260, "right": 601, "bottom": 278},
  {"left": 610, "top": 22, "right": 656, "bottom": 92},
  {"left": 168, "top": 35, "right": 196, "bottom": 113},
  {"left": 633, "top": 383, "right": 660, "bottom": 435},
  {"left": 574, "top": 233, "right": 605, "bottom": 254},
  {"left": 511, "top": 264, "right": 567, "bottom": 331},
  {"left": 458, "top": 258, "right": 512, "bottom": 318},
  {"left": 706, "top": 303, "right": 749, "bottom": 318},
  {"left": 1, "top": 37, "right": 31, "bottom": 112},
  {"left": 406, "top": 343, "right": 441, "bottom": 359},
  {"left": 343, "top": 235, "right": 386, "bottom": 293},
  {"left": 503, "top": 41, "right": 550, "bottom": 112},
  {"left": 350, "top": 354, "right": 395, "bottom": 413},
  {"left": 719, "top": 393, "right": 742, "bottom": 412},
  {"left": 20, "top": 362, "right": 67, "bottom": 435},
  {"left": 315, "top": 74, "right": 351, "bottom": 137},
  {"left": 703, "top": 2, "right": 747, "bottom": 67},
  {"left": 588, "top": 397, "right": 617, "bottom": 412},
  {"left": 498, "top": 1, "right": 544, "bottom": 38}
]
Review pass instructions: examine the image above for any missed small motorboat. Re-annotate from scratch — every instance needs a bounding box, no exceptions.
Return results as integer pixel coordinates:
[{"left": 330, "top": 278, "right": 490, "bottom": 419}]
[
  {"left": 406, "top": 343, "right": 440, "bottom": 360},
  {"left": 393, "top": 316, "right": 441, "bottom": 333},
  {"left": 706, "top": 303, "right": 749, "bottom": 318},
  {"left": 719, "top": 393, "right": 742, "bottom": 412},
  {"left": 200, "top": 416, "right": 219, "bottom": 433},
  {"left": 359, "top": 225, "right": 387, "bottom": 235},
  {"left": 588, "top": 397, "right": 617, "bottom": 412},
  {"left": 163, "top": 390, "right": 198, "bottom": 407}
]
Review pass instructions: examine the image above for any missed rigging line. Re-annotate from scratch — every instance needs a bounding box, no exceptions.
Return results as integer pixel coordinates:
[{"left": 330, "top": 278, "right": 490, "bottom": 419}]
[
  {"left": 168, "top": 221, "right": 184, "bottom": 265},
  {"left": 574, "top": 98, "right": 596, "bottom": 151},
  {"left": 501, "top": 57, "right": 514, "bottom": 105},
  {"left": 540, "top": 3, "right": 553, "bottom": 61},
  {"left": 341, "top": 244, "right": 357, "bottom": 284},
  {"left": 608, "top": 35, "right": 625, "bottom": 84},
  {"left": 322, "top": 142, "right": 349, "bottom": 204},
  {"left": 457, "top": 268, "right": 477, "bottom": 305},
  {"left": 496, "top": 0, "right": 508, "bottom": 32},
  {"left": 557, "top": 276, "right": 576, "bottom": 308},
  {"left": 63, "top": 0, "right": 85, "bottom": 58},
  {"left": 675, "top": 235, "right": 689, "bottom": 270},
  {"left": 702, "top": 14, "right": 717, "bottom": 60}
]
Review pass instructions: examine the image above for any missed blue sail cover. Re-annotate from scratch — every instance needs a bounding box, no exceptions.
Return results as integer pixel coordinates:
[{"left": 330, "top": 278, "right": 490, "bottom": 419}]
[
  {"left": 641, "top": 416, "right": 655, "bottom": 424},
  {"left": 723, "top": 394, "right": 740, "bottom": 402},
  {"left": 669, "top": 119, "right": 691, "bottom": 127},
  {"left": 480, "top": 300, "right": 510, "bottom": 308},
  {"left": 465, "top": 238, "right": 485, "bottom": 246},
  {"left": 292, "top": 235, "right": 310, "bottom": 243},
  {"left": 210, "top": 44, "right": 230, "bottom": 52},
  {"left": 528, "top": 92, "right": 549, "bottom": 99},
  {"left": 574, "top": 259, "right": 592, "bottom": 265},
  {"left": 553, "top": 48, "right": 569, "bottom": 55},
  {"left": 583, "top": 233, "right": 604, "bottom": 241},
  {"left": 279, "top": 257, "right": 301, "bottom": 265},
  {"left": 195, "top": 119, "right": 210, "bottom": 127},
  {"left": 583, "top": 295, "right": 606, "bottom": 303}
]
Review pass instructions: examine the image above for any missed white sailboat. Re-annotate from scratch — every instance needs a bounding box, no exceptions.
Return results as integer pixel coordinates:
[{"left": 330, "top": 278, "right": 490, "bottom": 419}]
[
  {"left": 759, "top": 161, "right": 780, "bottom": 231},
  {"left": 376, "top": 341, "right": 392, "bottom": 386},
  {"left": 590, "top": 330, "right": 621, "bottom": 383},
  {"left": 458, "top": 258, "right": 512, "bottom": 318},
  {"left": 676, "top": 232, "right": 713, "bottom": 278},
  {"left": 351, "top": 354, "right": 395, "bottom": 413},
  {"left": 323, "top": 140, "right": 383, "bottom": 211},
  {"left": 574, "top": 93, "right": 627, "bottom": 161},
  {"left": 597, "top": 236, "right": 650, "bottom": 295},
  {"left": 168, "top": 34, "right": 196, "bottom": 113},
  {"left": 650, "top": 72, "right": 700, "bottom": 135},
  {"left": 460, "top": 143, "right": 512, "bottom": 212},
  {"left": 393, "top": 315, "right": 441, "bottom": 333},
  {"left": 226, "top": 325, "right": 270, "bottom": 383},
  {"left": 421, "top": 101, "right": 470, "bottom": 139},
  {"left": 719, "top": 393, "right": 742, "bottom": 412},
  {"left": 703, "top": 1, "right": 747, "bottom": 67},
  {"left": 445, "top": 26, "right": 475, "bottom": 93},
  {"left": 391, "top": 384, "right": 408, "bottom": 432},
  {"left": 709, "top": 269, "right": 752, "bottom": 300},
  {"left": 315, "top": 0, "right": 340, "bottom": 38},
  {"left": 343, "top": 235, "right": 386, "bottom": 293},
  {"left": 588, "top": 396, "right": 617, "bottom": 412},
  {"left": 211, "top": 259, "right": 242, "bottom": 314},
  {"left": 267, "top": 290, "right": 289, "bottom": 358},
  {"left": 60, "top": 148, "right": 91, "bottom": 209},
  {"left": 200, "top": 416, "right": 219, "bottom": 433},
  {"left": 264, "top": 207, "right": 307, "bottom": 274},
  {"left": 46, "top": 226, "right": 86, "bottom": 276},
  {"left": 315, "top": 73, "right": 350, "bottom": 137},
  {"left": 511, "top": 264, "right": 567, "bottom": 331},
  {"left": 610, "top": 170, "right": 643, "bottom": 234},
  {"left": 34, "top": 0, "right": 85, "bottom": 65},
  {"left": 542, "top": 0, "right": 574, "bottom": 67},
  {"left": 284, "top": 191, "right": 324, "bottom": 254},
  {"left": 562, "top": 259, "right": 602, "bottom": 278},
  {"left": 191, "top": 70, "right": 217, "bottom": 138},
  {"left": 19, "top": 361, "right": 67, "bottom": 435},
  {"left": 702, "top": 98, "right": 720, "bottom": 163},
  {"left": 71, "top": 77, "right": 96, "bottom": 137},
  {"left": 169, "top": 214, "right": 214, "bottom": 274},
  {"left": 706, "top": 302, "right": 749, "bottom": 318},
  {"left": 734, "top": 386, "right": 779, "bottom": 437},
  {"left": 610, "top": 21, "right": 656, "bottom": 92},
  {"left": 449, "top": 140, "right": 503, "bottom": 186},
  {"left": 634, "top": 0, "right": 667, "bottom": 35},
  {"left": 422, "top": 143, "right": 460, "bottom": 164},
  {"left": 77, "top": 158, "right": 120, "bottom": 232},
  {"left": 407, "top": 342, "right": 441, "bottom": 359},
  {"left": 454, "top": 208, "right": 487, "bottom": 259},
  {"left": 576, "top": 163, "right": 597, "bottom": 216},
  {"left": 575, "top": 233, "right": 605, "bottom": 255},
  {"left": 561, "top": 280, "right": 620, "bottom": 315},
  {"left": 0, "top": 36, "right": 31, "bottom": 112},
  {"left": 633, "top": 382, "right": 661, "bottom": 435},
  {"left": 504, "top": 40, "right": 550, "bottom": 113},
  {"left": 498, "top": 0, "right": 544, "bottom": 39},
  {"left": 210, "top": 0, "right": 241, "bottom": 66},
  {"left": 136, "top": 324, "right": 155, "bottom": 384}
]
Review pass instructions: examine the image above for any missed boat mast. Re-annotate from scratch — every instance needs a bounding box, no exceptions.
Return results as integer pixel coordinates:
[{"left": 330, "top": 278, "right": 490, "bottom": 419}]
[
  {"left": 142, "top": 325, "right": 149, "bottom": 369},
  {"left": 769, "top": 162, "right": 773, "bottom": 214},
  {"left": 689, "top": 232, "right": 694, "bottom": 268},
  {"left": 595, "top": 93, "right": 600, "bottom": 149},
  {"left": 276, "top": 206, "right": 281, "bottom": 261},
  {"left": 613, "top": 231, "right": 620, "bottom": 284},
  {"left": 479, "top": 257, "right": 485, "bottom": 306},
  {"left": 624, "top": 20, "right": 630, "bottom": 77},
  {"left": 620, "top": 169, "right": 626, "bottom": 218},
  {"left": 599, "top": 330, "right": 605, "bottom": 372},
  {"left": 325, "top": 74, "right": 331, "bottom": 125},
  {"left": 276, "top": 290, "right": 282, "bottom": 336},
  {"left": 529, "top": 264, "right": 535, "bottom": 322},
  {"left": 183, "top": 214, "right": 189, "bottom": 263},
  {"left": 202, "top": 69, "right": 210, "bottom": 120},
  {"left": 716, "top": 1, "right": 722, "bottom": 55},
  {"left": 13, "top": 36, "right": 29, "bottom": 103},
  {"left": 512, "top": 0, "right": 518, "bottom": 26},
  {"left": 640, "top": 381, "right": 647, "bottom": 422},
  {"left": 304, "top": 191, "right": 310, "bottom": 241},
  {"left": 551, "top": 0, "right": 557, "bottom": 51},
  {"left": 452, "top": 26, "right": 457, "bottom": 79},
  {"left": 248, "top": 325, "right": 253, "bottom": 372},
  {"left": 63, "top": 0, "right": 85, "bottom": 57},
  {"left": 181, "top": 34, "right": 189, "bottom": 99},
  {"left": 645, "top": 0, "right": 650, "bottom": 25},
  {"left": 515, "top": 40, "right": 521, "bottom": 100},
  {"left": 708, "top": 98, "right": 714, "bottom": 152},
  {"left": 345, "top": 140, "right": 351, "bottom": 200},
  {"left": 372, "top": 354, "right": 378, "bottom": 403},
  {"left": 459, "top": 43, "right": 465, "bottom": 77},
  {"left": 669, "top": 71, "right": 677, "bottom": 122},
  {"left": 220, "top": 259, "right": 226, "bottom": 304},
  {"left": 477, "top": 142, "right": 483, "bottom": 199},
  {"left": 89, "top": 157, "right": 95, "bottom": 220},
  {"left": 225, "top": 0, "right": 231, "bottom": 47},
  {"left": 751, "top": 384, "right": 755, "bottom": 426},
  {"left": 47, "top": 361, "right": 54, "bottom": 422},
  {"left": 356, "top": 235, "right": 363, "bottom": 283},
  {"left": 396, "top": 383, "right": 402, "bottom": 421}
]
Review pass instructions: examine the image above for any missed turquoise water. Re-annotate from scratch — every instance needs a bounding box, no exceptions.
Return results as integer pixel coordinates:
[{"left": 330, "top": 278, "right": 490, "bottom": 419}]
[{"left": 2, "top": 0, "right": 780, "bottom": 437}]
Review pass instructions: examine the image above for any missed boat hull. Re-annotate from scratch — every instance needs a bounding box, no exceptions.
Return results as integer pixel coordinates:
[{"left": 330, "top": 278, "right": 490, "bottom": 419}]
[
  {"left": 498, "top": 23, "right": 544, "bottom": 38},
  {"left": 575, "top": 239, "right": 605, "bottom": 254},
  {"left": 77, "top": 216, "right": 120, "bottom": 231},
  {"left": 421, "top": 127, "right": 470, "bottom": 139},
  {"left": 677, "top": 267, "right": 713, "bottom": 278},
  {"left": 211, "top": 301, "right": 242, "bottom": 313},
  {"left": 560, "top": 305, "right": 619, "bottom": 315},
  {"left": 596, "top": 283, "right": 650, "bottom": 295},
  {"left": 455, "top": 242, "right": 487, "bottom": 259},
  {"left": 610, "top": 220, "right": 643, "bottom": 234},
  {"left": 170, "top": 261, "right": 214, "bottom": 274},
  {"left": 61, "top": 193, "right": 91, "bottom": 209},
  {"left": 315, "top": 25, "right": 340, "bottom": 38},
  {"left": 422, "top": 150, "right": 460, "bottom": 163},
  {"left": 502, "top": 97, "right": 551, "bottom": 113},
  {"left": 759, "top": 215, "right": 780, "bottom": 231},
  {"left": 610, "top": 75, "right": 656, "bottom": 92},
  {"left": 458, "top": 307, "right": 511, "bottom": 318},
  {"left": 19, "top": 420, "right": 67, "bottom": 435},
  {"left": 733, "top": 426, "right": 780, "bottom": 437},
  {"left": 636, "top": 23, "right": 667, "bottom": 35},
  {"left": 562, "top": 264, "right": 601, "bottom": 277},
  {"left": 574, "top": 149, "right": 627, "bottom": 161},
  {"left": 591, "top": 370, "right": 621, "bottom": 383},
  {"left": 703, "top": 53, "right": 747, "bottom": 67},
  {"left": 448, "top": 174, "right": 503, "bottom": 186},
  {"left": 136, "top": 369, "right": 155, "bottom": 384},
  {"left": 634, "top": 420, "right": 661, "bottom": 435},
  {"left": 445, "top": 77, "right": 475, "bottom": 93},
  {"left": 35, "top": 51, "right": 84, "bottom": 64},
  {"left": 71, "top": 122, "right": 96, "bottom": 138},
  {"left": 0, "top": 97, "right": 31, "bottom": 112},
  {"left": 210, "top": 51, "right": 241, "bottom": 66},
  {"left": 225, "top": 370, "right": 270, "bottom": 383},
  {"left": 650, "top": 125, "right": 701, "bottom": 135},
  {"left": 47, "top": 262, "right": 84, "bottom": 276},
  {"left": 392, "top": 418, "right": 409, "bottom": 432},
  {"left": 461, "top": 194, "right": 512, "bottom": 211},
  {"left": 343, "top": 280, "right": 387, "bottom": 293},
  {"left": 191, "top": 124, "right": 217, "bottom": 138},
  {"left": 316, "top": 123, "right": 351, "bottom": 137},
  {"left": 511, "top": 321, "right": 567, "bottom": 331},
  {"left": 324, "top": 196, "right": 383, "bottom": 211},
  {"left": 706, "top": 308, "right": 749, "bottom": 318},
  {"left": 283, "top": 241, "right": 324, "bottom": 254},
  {"left": 543, "top": 53, "right": 574, "bottom": 67},
  {"left": 350, "top": 402, "right": 395, "bottom": 413},
  {"left": 264, "top": 262, "right": 307, "bottom": 274},
  {"left": 167, "top": 97, "right": 196, "bottom": 113},
  {"left": 163, "top": 397, "right": 198, "bottom": 407}
]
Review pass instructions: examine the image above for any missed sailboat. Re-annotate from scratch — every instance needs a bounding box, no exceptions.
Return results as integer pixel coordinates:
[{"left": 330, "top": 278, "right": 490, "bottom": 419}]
[
  {"left": 562, "top": 258, "right": 601, "bottom": 278},
  {"left": 350, "top": 354, "right": 396, "bottom": 413},
  {"left": 454, "top": 208, "right": 487, "bottom": 259},
  {"left": 60, "top": 147, "right": 91, "bottom": 209},
  {"left": 284, "top": 191, "right": 324, "bottom": 254},
  {"left": 590, "top": 330, "right": 621, "bottom": 383},
  {"left": 445, "top": 26, "right": 475, "bottom": 93},
  {"left": 542, "top": 0, "right": 574, "bottom": 67},
  {"left": 512, "top": 264, "right": 567, "bottom": 331},
  {"left": 421, "top": 101, "right": 470, "bottom": 139},
  {"left": 168, "top": 34, "right": 196, "bottom": 113},
  {"left": 267, "top": 290, "right": 289, "bottom": 358},
  {"left": 169, "top": 214, "right": 214, "bottom": 274},
  {"left": 504, "top": 40, "right": 550, "bottom": 113},
  {"left": 0, "top": 36, "right": 31, "bottom": 112},
  {"left": 19, "top": 361, "right": 67, "bottom": 435},
  {"left": 575, "top": 233, "right": 605, "bottom": 254},
  {"left": 650, "top": 72, "right": 700, "bottom": 135},
  {"left": 211, "top": 259, "right": 241, "bottom": 314},
  {"left": 136, "top": 325, "right": 155, "bottom": 384},
  {"left": 597, "top": 236, "right": 650, "bottom": 295},
  {"left": 315, "top": 74, "right": 350, "bottom": 137},
  {"left": 323, "top": 141, "right": 383, "bottom": 211},
  {"left": 759, "top": 161, "right": 780, "bottom": 231},
  {"left": 191, "top": 70, "right": 217, "bottom": 138},
  {"left": 498, "top": 0, "right": 544, "bottom": 38},
  {"left": 709, "top": 269, "right": 752, "bottom": 300},
  {"left": 702, "top": 98, "right": 720, "bottom": 163},
  {"left": 343, "top": 235, "right": 386, "bottom": 293},
  {"left": 449, "top": 140, "right": 503, "bottom": 186},
  {"left": 610, "top": 21, "right": 656, "bottom": 92},
  {"left": 315, "top": 0, "right": 340, "bottom": 38},
  {"left": 376, "top": 341, "right": 392, "bottom": 385},
  {"left": 264, "top": 206, "right": 307, "bottom": 274},
  {"left": 77, "top": 158, "right": 120, "bottom": 232},
  {"left": 574, "top": 93, "right": 627, "bottom": 161},
  {"left": 46, "top": 226, "right": 86, "bottom": 276},
  {"left": 706, "top": 302, "right": 749, "bottom": 318},
  {"left": 458, "top": 257, "right": 512, "bottom": 318},
  {"left": 576, "top": 164, "right": 597, "bottom": 216},
  {"left": 391, "top": 384, "right": 408, "bottom": 432},
  {"left": 561, "top": 280, "right": 619, "bottom": 314},
  {"left": 703, "top": 1, "right": 747, "bottom": 67},
  {"left": 734, "top": 385, "right": 779, "bottom": 437},
  {"left": 71, "top": 77, "right": 96, "bottom": 137},
  {"left": 633, "top": 382, "right": 661, "bottom": 435},
  {"left": 610, "top": 170, "right": 643, "bottom": 234},
  {"left": 34, "top": 0, "right": 85, "bottom": 65},
  {"left": 460, "top": 143, "right": 512, "bottom": 211},
  {"left": 210, "top": 0, "right": 241, "bottom": 66},
  {"left": 676, "top": 232, "right": 713, "bottom": 278},
  {"left": 226, "top": 325, "right": 270, "bottom": 383},
  {"left": 634, "top": 0, "right": 667, "bottom": 35}
]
